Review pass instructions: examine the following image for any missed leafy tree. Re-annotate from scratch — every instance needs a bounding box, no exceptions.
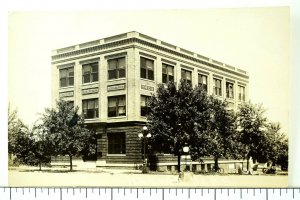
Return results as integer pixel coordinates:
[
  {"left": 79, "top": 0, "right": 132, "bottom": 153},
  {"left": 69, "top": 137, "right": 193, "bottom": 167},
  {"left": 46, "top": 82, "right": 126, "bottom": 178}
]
[
  {"left": 265, "top": 122, "right": 288, "bottom": 169},
  {"left": 236, "top": 102, "right": 268, "bottom": 170},
  {"left": 8, "top": 106, "right": 26, "bottom": 156},
  {"left": 11, "top": 126, "right": 51, "bottom": 170},
  {"left": 147, "top": 80, "right": 211, "bottom": 172},
  {"left": 197, "top": 98, "right": 243, "bottom": 172},
  {"left": 8, "top": 106, "right": 50, "bottom": 169},
  {"left": 39, "top": 100, "right": 96, "bottom": 171}
]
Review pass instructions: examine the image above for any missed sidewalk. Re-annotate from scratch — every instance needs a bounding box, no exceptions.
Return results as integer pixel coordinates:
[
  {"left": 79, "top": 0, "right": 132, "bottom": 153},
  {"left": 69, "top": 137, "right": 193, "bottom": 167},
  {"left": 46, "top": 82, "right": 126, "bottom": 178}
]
[{"left": 8, "top": 167, "right": 288, "bottom": 187}]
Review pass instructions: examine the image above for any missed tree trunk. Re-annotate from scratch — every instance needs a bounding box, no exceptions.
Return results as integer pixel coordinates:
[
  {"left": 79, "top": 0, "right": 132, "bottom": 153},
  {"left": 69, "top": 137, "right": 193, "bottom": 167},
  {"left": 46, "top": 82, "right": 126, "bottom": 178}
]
[
  {"left": 69, "top": 155, "right": 73, "bottom": 171},
  {"left": 39, "top": 162, "right": 42, "bottom": 171},
  {"left": 246, "top": 156, "right": 250, "bottom": 171},
  {"left": 177, "top": 153, "right": 181, "bottom": 173},
  {"left": 214, "top": 157, "right": 219, "bottom": 172}
]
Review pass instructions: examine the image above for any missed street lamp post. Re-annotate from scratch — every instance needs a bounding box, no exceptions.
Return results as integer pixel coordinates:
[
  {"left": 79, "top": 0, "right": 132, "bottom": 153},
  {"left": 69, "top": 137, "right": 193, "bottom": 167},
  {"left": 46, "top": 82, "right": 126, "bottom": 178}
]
[
  {"left": 183, "top": 145, "right": 190, "bottom": 171},
  {"left": 138, "top": 125, "right": 151, "bottom": 173}
]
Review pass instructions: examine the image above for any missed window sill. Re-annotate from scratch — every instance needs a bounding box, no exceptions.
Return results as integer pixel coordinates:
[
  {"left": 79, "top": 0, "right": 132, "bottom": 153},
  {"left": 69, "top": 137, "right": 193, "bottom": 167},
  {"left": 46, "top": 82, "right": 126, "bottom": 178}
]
[
  {"left": 107, "top": 78, "right": 126, "bottom": 82},
  {"left": 82, "top": 82, "right": 99, "bottom": 86},
  {"left": 108, "top": 116, "right": 127, "bottom": 119},
  {"left": 140, "top": 78, "right": 155, "bottom": 83},
  {"left": 59, "top": 86, "right": 74, "bottom": 90},
  {"left": 107, "top": 154, "right": 126, "bottom": 157}
]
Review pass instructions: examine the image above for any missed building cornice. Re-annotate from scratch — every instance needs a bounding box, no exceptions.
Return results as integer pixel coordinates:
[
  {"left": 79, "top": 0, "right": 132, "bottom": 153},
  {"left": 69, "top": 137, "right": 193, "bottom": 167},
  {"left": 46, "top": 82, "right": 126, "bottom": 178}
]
[{"left": 52, "top": 33, "right": 249, "bottom": 80}]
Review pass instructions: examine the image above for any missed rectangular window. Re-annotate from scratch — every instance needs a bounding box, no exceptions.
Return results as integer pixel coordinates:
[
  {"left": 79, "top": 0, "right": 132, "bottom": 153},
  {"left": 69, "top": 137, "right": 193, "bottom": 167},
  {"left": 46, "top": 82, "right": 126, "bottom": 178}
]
[
  {"left": 162, "top": 63, "right": 174, "bottom": 83},
  {"left": 141, "top": 95, "right": 150, "bottom": 117},
  {"left": 82, "top": 99, "right": 99, "bottom": 119},
  {"left": 181, "top": 69, "right": 192, "bottom": 84},
  {"left": 238, "top": 85, "right": 246, "bottom": 101},
  {"left": 82, "top": 62, "right": 98, "bottom": 84},
  {"left": 60, "top": 67, "right": 74, "bottom": 87},
  {"left": 213, "top": 78, "right": 222, "bottom": 96},
  {"left": 108, "top": 132, "right": 126, "bottom": 154},
  {"left": 108, "top": 57, "right": 126, "bottom": 80},
  {"left": 198, "top": 74, "right": 208, "bottom": 92},
  {"left": 108, "top": 95, "right": 126, "bottom": 117},
  {"left": 140, "top": 57, "right": 154, "bottom": 80},
  {"left": 226, "top": 82, "right": 234, "bottom": 99}
]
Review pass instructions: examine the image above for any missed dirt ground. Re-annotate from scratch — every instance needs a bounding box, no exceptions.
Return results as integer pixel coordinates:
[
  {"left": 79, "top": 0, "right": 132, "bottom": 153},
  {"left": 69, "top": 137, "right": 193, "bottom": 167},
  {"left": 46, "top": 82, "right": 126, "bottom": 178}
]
[{"left": 8, "top": 167, "right": 288, "bottom": 187}]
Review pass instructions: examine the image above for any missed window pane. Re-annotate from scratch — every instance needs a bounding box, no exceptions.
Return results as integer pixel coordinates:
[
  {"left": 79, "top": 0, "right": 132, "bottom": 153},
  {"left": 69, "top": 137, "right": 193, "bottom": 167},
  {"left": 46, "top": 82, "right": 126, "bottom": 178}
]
[
  {"left": 92, "top": 72, "right": 98, "bottom": 82},
  {"left": 68, "top": 77, "right": 74, "bottom": 86},
  {"left": 169, "top": 75, "right": 174, "bottom": 82},
  {"left": 108, "top": 70, "right": 117, "bottom": 79},
  {"left": 186, "top": 71, "right": 191, "bottom": 80},
  {"left": 60, "top": 69, "right": 67, "bottom": 78},
  {"left": 108, "top": 133, "right": 126, "bottom": 154},
  {"left": 118, "top": 106, "right": 126, "bottom": 116},
  {"left": 146, "top": 60, "right": 153, "bottom": 70},
  {"left": 108, "top": 97, "right": 117, "bottom": 107},
  {"left": 140, "top": 57, "right": 146, "bottom": 69},
  {"left": 141, "top": 68, "right": 147, "bottom": 79},
  {"left": 60, "top": 78, "right": 67, "bottom": 87},
  {"left": 88, "top": 100, "right": 94, "bottom": 109},
  {"left": 108, "top": 60, "right": 117, "bottom": 70},
  {"left": 83, "top": 65, "right": 91, "bottom": 73},
  {"left": 168, "top": 66, "right": 174, "bottom": 76},
  {"left": 108, "top": 107, "right": 116, "bottom": 117},
  {"left": 141, "top": 96, "right": 146, "bottom": 107},
  {"left": 162, "top": 64, "right": 167, "bottom": 74},
  {"left": 91, "top": 63, "right": 98, "bottom": 72},
  {"left": 181, "top": 70, "right": 185, "bottom": 79},
  {"left": 162, "top": 74, "right": 167, "bottom": 83},
  {"left": 83, "top": 74, "right": 90, "bottom": 83},
  {"left": 118, "top": 68, "right": 125, "bottom": 78},
  {"left": 118, "top": 96, "right": 125, "bottom": 106},
  {"left": 118, "top": 57, "right": 125, "bottom": 69},
  {"left": 148, "top": 70, "right": 154, "bottom": 80},
  {"left": 68, "top": 68, "right": 74, "bottom": 77}
]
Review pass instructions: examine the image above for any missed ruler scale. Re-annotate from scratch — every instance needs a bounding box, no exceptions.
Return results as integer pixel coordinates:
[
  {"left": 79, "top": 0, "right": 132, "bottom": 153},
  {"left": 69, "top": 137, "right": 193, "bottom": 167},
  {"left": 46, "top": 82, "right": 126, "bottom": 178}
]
[{"left": 0, "top": 188, "right": 299, "bottom": 200}]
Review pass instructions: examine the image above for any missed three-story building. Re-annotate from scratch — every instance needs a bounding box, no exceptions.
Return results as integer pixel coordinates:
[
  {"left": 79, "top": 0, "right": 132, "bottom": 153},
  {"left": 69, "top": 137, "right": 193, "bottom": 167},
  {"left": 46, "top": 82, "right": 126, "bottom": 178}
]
[{"left": 51, "top": 31, "right": 249, "bottom": 171}]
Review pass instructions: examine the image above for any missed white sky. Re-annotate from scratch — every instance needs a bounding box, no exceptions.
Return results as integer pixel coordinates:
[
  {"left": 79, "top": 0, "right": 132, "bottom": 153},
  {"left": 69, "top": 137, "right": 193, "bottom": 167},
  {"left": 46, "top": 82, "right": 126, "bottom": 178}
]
[{"left": 8, "top": 8, "right": 290, "bottom": 133}]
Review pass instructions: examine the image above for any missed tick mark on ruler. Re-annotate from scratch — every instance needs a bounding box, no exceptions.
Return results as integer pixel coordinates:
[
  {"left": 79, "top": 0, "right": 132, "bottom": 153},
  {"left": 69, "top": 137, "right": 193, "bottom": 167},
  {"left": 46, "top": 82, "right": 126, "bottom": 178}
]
[
  {"left": 293, "top": 189, "right": 294, "bottom": 199},
  {"left": 214, "top": 189, "right": 216, "bottom": 200},
  {"left": 280, "top": 188, "right": 281, "bottom": 196}
]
